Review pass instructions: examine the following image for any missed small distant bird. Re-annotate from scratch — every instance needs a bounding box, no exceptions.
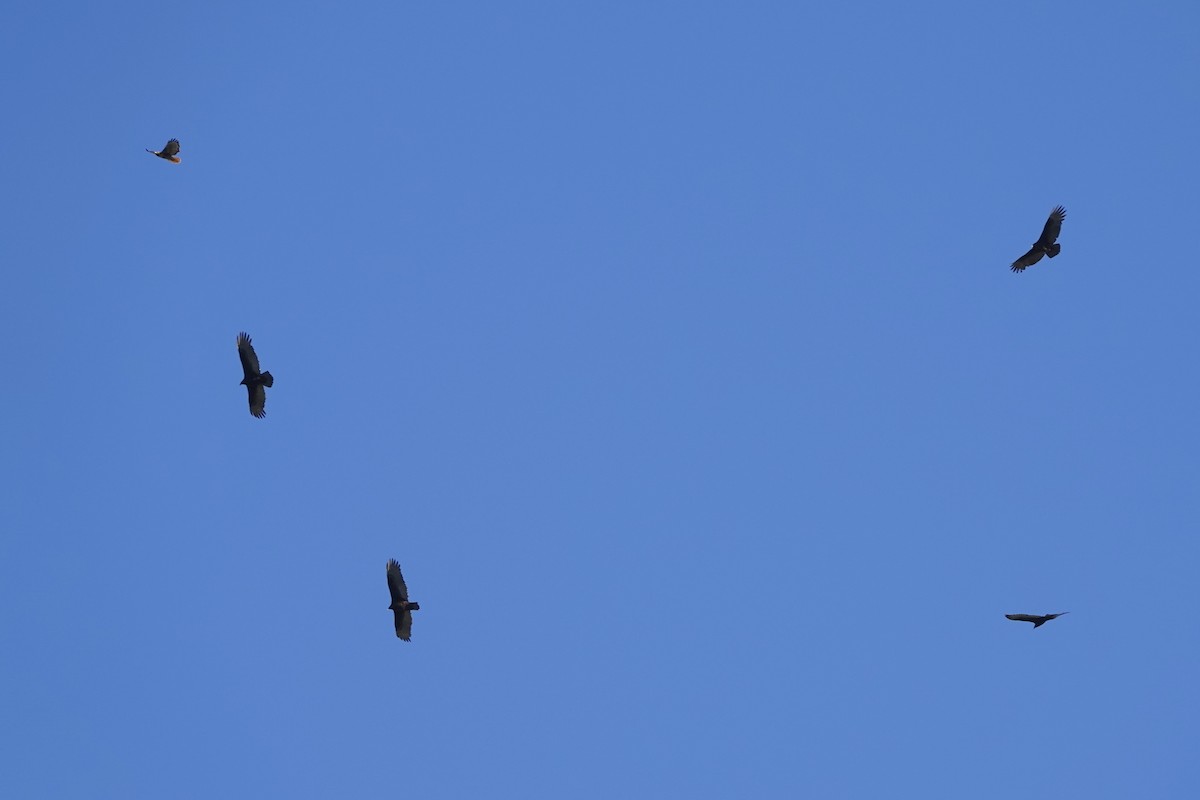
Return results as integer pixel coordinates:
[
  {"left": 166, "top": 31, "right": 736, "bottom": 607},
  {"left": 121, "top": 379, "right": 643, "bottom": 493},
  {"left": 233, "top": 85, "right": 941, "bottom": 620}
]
[
  {"left": 1010, "top": 206, "right": 1066, "bottom": 273},
  {"left": 146, "top": 138, "right": 181, "bottom": 163},
  {"left": 1006, "top": 612, "right": 1069, "bottom": 628},
  {"left": 236, "top": 332, "right": 274, "bottom": 418},
  {"left": 386, "top": 559, "right": 421, "bottom": 641}
]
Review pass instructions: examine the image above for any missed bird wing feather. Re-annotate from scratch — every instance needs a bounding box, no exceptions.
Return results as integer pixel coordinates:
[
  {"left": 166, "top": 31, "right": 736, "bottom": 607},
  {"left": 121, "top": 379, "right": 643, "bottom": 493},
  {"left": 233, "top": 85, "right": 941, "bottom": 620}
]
[
  {"left": 395, "top": 609, "right": 413, "bottom": 641},
  {"left": 1010, "top": 248, "right": 1045, "bottom": 272},
  {"left": 247, "top": 384, "right": 266, "bottom": 418},
  {"left": 237, "top": 332, "right": 261, "bottom": 379},
  {"left": 1036, "top": 206, "right": 1066, "bottom": 248},
  {"left": 386, "top": 559, "right": 410, "bottom": 603}
]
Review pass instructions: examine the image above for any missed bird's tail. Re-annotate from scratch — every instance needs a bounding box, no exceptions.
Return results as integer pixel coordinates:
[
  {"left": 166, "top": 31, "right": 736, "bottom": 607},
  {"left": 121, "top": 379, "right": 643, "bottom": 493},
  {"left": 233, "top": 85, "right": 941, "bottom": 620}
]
[
  {"left": 1046, "top": 243, "right": 1061, "bottom": 258},
  {"left": 260, "top": 371, "right": 274, "bottom": 388},
  {"left": 408, "top": 602, "right": 420, "bottom": 611},
  {"left": 167, "top": 156, "right": 181, "bottom": 163}
]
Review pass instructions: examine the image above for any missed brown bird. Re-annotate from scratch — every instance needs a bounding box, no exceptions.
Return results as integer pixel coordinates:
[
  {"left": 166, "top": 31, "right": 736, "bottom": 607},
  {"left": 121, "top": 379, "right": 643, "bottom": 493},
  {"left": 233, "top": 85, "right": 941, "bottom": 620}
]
[
  {"left": 1006, "top": 612, "right": 1069, "bottom": 628},
  {"left": 236, "top": 332, "right": 274, "bottom": 419},
  {"left": 146, "top": 138, "right": 181, "bottom": 163},
  {"left": 386, "top": 559, "right": 421, "bottom": 641},
  {"left": 1010, "top": 206, "right": 1066, "bottom": 272}
]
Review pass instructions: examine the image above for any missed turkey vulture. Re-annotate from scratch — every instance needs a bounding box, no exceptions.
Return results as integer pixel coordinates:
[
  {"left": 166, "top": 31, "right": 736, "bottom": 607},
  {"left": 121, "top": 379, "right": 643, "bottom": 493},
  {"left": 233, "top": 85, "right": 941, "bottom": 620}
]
[
  {"left": 236, "top": 332, "right": 274, "bottom": 419},
  {"left": 1010, "top": 206, "right": 1066, "bottom": 272},
  {"left": 1006, "top": 612, "right": 1069, "bottom": 628},
  {"left": 386, "top": 559, "right": 421, "bottom": 641},
  {"left": 146, "top": 138, "right": 181, "bottom": 163}
]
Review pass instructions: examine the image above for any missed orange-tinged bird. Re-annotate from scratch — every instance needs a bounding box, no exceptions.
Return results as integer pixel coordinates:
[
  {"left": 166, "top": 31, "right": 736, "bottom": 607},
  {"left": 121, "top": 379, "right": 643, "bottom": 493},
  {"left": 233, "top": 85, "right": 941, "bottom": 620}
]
[{"left": 146, "top": 138, "right": 181, "bottom": 163}]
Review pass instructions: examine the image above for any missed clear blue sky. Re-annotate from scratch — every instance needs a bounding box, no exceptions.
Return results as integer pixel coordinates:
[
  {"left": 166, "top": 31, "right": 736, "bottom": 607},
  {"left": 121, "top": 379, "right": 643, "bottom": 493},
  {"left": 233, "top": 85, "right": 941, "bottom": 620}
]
[{"left": 3, "top": 2, "right": 1198, "bottom": 797}]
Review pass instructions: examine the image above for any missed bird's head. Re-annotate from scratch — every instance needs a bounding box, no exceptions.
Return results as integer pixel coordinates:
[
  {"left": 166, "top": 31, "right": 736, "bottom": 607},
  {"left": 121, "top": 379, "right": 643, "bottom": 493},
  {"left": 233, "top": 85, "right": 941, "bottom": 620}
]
[{"left": 239, "top": 377, "right": 248, "bottom": 386}]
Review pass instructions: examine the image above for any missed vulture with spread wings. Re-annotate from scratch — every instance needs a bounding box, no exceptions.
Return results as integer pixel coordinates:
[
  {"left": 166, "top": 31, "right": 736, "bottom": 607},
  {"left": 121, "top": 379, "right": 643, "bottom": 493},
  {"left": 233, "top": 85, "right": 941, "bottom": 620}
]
[
  {"left": 146, "top": 138, "right": 181, "bottom": 163},
  {"left": 1006, "top": 612, "right": 1069, "bottom": 628},
  {"left": 236, "top": 332, "right": 274, "bottom": 419},
  {"left": 387, "top": 559, "right": 421, "bottom": 641},
  {"left": 1010, "top": 206, "right": 1066, "bottom": 272}
]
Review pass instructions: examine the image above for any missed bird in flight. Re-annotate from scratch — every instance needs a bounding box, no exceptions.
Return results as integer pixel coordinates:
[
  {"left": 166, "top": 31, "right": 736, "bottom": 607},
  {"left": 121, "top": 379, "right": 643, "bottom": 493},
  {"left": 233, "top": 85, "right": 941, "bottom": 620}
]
[
  {"left": 386, "top": 559, "right": 421, "bottom": 641},
  {"left": 236, "top": 332, "right": 274, "bottom": 418},
  {"left": 1005, "top": 612, "right": 1069, "bottom": 628},
  {"left": 1010, "top": 206, "right": 1066, "bottom": 273},
  {"left": 146, "top": 138, "right": 181, "bottom": 163}
]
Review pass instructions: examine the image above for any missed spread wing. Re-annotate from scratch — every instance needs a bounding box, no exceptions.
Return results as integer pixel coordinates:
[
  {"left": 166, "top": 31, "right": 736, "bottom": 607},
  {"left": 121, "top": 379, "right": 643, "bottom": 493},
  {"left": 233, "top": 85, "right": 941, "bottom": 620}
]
[
  {"left": 1035, "top": 206, "right": 1066, "bottom": 248},
  {"left": 386, "top": 559, "right": 409, "bottom": 603},
  {"left": 1010, "top": 248, "right": 1044, "bottom": 272},
  {"left": 1006, "top": 613, "right": 1042, "bottom": 624},
  {"left": 394, "top": 608, "right": 414, "bottom": 641},
  {"left": 161, "top": 139, "right": 180, "bottom": 157},
  {"left": 247, "top": 383, "right": 266, "bottom": 418},
  {"left": 237, "top": 332, "right": 261, "bottom": 380}
]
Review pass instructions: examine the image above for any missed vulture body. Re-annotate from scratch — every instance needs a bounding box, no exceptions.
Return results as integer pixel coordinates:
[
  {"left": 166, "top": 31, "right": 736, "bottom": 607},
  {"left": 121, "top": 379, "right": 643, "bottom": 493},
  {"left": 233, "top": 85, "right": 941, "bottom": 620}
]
[
  {"left": 1006, "top": 612, "right": 1069, "bottom": 628},
  {"left": 236, "top": 332, "right": 273, "bottom": 418},
  {"left": 386, "top": 559, "right": 420, "bottom": 641},
  {"left": 1010, "top": 206, "right": 1066, "bottom": 272},
  {"left": 146, "top": 138, "right": 181, "bottom": 163}
]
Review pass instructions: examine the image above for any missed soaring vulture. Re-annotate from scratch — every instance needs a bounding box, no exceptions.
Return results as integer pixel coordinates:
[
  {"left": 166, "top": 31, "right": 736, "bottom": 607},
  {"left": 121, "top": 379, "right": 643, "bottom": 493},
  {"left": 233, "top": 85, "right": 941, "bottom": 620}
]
[
  {"left": 1006, "top": 612, "right": 1069, "bottom": 628},
  {"left": 236, "top": 332, "right": 274, "bottom": 419},
  {"left": 386, "top": 559, "right": 421, "bottom": 641},
  {"left": 146, "top": 138, "right": 181, "bottom": 163},
  {"left": 1010, "top": 206, "right": 1066, "bottom": 272}
]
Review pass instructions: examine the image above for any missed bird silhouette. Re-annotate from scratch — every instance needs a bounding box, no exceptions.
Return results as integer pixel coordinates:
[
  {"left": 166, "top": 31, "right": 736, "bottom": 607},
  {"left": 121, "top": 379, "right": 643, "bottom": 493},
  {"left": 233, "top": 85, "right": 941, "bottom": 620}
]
[
  {"left": 236, "top": 332, "right": 274, "bottom": 418},
  {"left": 387, "top": 559, "right": 421, "bottom": 641},
  {"left": 146, "top": 138, "right": 181, "bottom": 163},
  {"left": 1010, "top": 206, "right": 1066, "bottom": 272}
]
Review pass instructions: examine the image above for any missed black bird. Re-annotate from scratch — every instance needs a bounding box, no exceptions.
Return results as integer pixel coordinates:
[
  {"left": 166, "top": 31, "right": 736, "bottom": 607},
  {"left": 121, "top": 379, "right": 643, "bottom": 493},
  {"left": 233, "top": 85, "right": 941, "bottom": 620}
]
[
  {"left": 236, "top": 332, "right": 274, "bottom": 418},
  {"left": 146, "top": 138, "right": 181, "bottom": 163},
  {"left": 1010, "top": 206, "right": 1066, "bottom": 273},
  {"left": 386, "top": 559, "right": 421, "bottom": 641},
  {"left": 1006, "top": 612, "right": 1069, "bottom": 628}
]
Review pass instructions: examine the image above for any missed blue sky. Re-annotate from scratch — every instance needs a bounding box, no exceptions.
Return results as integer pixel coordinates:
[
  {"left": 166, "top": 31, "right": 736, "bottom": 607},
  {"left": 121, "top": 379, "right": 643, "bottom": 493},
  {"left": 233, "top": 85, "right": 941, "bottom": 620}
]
[{"left": 2, "top": 1, "right": 1199, "bottom": 797}]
